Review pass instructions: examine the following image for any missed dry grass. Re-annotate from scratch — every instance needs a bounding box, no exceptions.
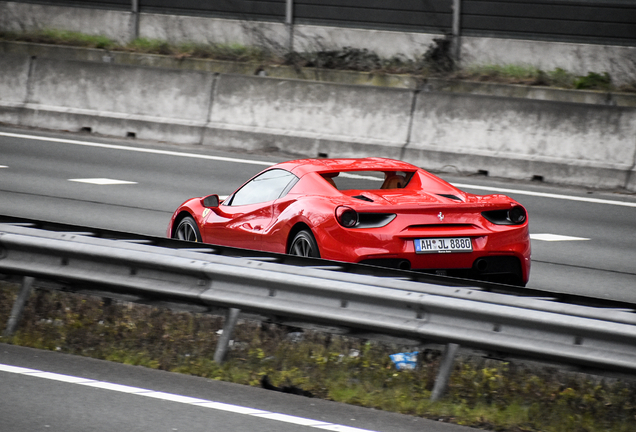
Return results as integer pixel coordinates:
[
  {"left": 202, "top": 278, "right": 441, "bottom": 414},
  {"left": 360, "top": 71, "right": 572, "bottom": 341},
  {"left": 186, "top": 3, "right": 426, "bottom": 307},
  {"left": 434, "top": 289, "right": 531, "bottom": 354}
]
[
  {"left": 1, "top": 283, "right": 636, "bottom": 432},
  {"left": 1, "top": 29, "right": 633, "bottom": 91}
]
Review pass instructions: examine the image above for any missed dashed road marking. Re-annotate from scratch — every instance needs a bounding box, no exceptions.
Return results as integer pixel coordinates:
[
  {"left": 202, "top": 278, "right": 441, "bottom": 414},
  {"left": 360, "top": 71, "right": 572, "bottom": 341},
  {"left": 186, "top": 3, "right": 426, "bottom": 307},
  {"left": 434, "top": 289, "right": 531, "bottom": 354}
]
[
  {"left": 530, "top": 234, "right": 590, "bottom": 242},
  {"left": 68, "top": 178, "right": 137, "bottom": 185},
  {"left": 0, "top": 363, "right": 378, "bottom": 432}
]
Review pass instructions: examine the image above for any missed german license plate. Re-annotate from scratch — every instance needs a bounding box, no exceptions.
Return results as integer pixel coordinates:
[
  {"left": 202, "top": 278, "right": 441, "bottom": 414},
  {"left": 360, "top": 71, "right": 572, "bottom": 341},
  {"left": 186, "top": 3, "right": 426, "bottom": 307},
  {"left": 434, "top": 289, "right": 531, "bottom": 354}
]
[{"left": 414, "top": 237, "right": 472, "bottom": 254}]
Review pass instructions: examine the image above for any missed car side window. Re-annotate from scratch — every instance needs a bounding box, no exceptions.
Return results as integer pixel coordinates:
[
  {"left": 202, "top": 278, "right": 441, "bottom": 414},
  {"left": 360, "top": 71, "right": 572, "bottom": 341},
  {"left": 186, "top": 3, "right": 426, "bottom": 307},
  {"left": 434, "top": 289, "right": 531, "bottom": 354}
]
[{"left": 227, "top": 169, "right": 298, "bottom": 206}]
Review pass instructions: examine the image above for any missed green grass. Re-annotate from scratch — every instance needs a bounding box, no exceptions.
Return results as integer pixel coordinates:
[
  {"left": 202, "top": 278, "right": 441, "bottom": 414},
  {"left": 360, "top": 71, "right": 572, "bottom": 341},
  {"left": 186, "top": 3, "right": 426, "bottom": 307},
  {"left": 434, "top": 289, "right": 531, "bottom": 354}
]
[
  {"left": 1, "top": 283, "right": 635, "bottom": 431},
  {"left": 455, "top": 64, "right": 573, "bottom": 88},
  {"left": 0, "top": 28, "right": 115, "bottom": 49},
  {"left": 120, "top": 38, "right": 273, "bottom": 62},
  {"left": 0, "top": 29, "right": 277, "bottom": 63},
  {"left": 124, "top": 37, "right": 174, "bottom": 55}
]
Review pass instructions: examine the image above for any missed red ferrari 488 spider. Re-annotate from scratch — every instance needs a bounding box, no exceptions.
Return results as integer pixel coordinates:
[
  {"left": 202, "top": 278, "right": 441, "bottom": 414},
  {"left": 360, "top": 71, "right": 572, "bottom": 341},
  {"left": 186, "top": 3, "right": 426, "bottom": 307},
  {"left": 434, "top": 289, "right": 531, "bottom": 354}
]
[{"left": 168, "top": 158, "right": 530, "bottom": 285}]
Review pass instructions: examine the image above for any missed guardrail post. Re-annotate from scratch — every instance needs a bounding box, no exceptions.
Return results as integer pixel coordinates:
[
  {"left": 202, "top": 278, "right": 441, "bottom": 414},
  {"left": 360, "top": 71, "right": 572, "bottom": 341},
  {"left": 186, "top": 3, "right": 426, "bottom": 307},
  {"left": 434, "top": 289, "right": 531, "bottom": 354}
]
[
  {"left": 213, "top": 308, "right": 241, "bottom": 364},
  {"left": 285, "top": 0, "right": 294, "bottom": 53},
  {"left": 431, "top": 343, "right": 459, "bottom": 401},
  {"left": 451, "top": 0, "right": 462, "bottom": 64},
  {"left": 3, "top": 276, "right": 35, "bottom": 337},
  {"left": 130, "top": 0, "right": 140, "bottom": 41}
]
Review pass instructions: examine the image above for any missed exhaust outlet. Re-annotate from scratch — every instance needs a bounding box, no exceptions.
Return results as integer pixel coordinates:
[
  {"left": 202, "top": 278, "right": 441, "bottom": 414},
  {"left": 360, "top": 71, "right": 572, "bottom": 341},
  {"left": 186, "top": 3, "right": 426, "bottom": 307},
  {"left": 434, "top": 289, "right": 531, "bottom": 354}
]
[
  {"left": 475, "top": 258, "right": 488, "bottom": 272},
  {"left": 398, "top": 260, "right": 411, "bottom": 271}
]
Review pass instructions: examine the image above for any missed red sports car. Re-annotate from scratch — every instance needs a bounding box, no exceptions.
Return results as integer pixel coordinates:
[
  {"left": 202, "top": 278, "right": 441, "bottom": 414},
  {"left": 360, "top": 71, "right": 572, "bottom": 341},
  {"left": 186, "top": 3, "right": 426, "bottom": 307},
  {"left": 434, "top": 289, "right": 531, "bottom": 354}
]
[{"left": 168, "top": 158, "right": 531, "bottom": 286}]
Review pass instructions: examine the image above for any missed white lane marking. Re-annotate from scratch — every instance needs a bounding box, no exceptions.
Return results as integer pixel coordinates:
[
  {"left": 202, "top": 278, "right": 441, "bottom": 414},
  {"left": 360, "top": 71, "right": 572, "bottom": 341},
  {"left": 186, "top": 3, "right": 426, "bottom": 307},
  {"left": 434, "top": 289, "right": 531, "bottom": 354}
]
[
  {"left": 530, "top": 234, "right": 590, "bottom": 242},
  {"left": 0, "top": 131, "right": 273, "bottom": 167},
  {"left": 142, "top": 391, "right": 209, "bottom": 404},
  {"left": 193, "top": 401, "right": 268, "bottom": 415},
  {"left": 26, "top": 371, "right": 96, "bottom": 384},
  {"left": 252, "top": 412, "right": 332, "bottom": 427},
  {"left": 3, "top": 131, "right": 635, "bottom": 208},
  {"left": 317, "top": 425, "right": 375, "bottom": 432},
  {"left": 69, "top": 178, "right": 137, "bottom": 185},
  {"left": 0, "top": 363, "right": 379, "bottom": 432},
  {"left": 0, "top": 165, "right": 7, "bottom": 168},
  {"left": 453, "top": 182, "right": 636, "bottom": 208},
  {"left": 0, "top": 364, "right": 38, "bottom": 374},
  {"left": 81, "top": 381, "right": 153, "bottom": 394}
]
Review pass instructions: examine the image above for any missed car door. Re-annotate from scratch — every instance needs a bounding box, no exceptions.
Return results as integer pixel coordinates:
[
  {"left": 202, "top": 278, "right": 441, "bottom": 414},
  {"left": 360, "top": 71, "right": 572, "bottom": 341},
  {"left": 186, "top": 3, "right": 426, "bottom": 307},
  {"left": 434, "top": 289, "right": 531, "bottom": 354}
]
[{"left": 201, "top": 169, "right": 298, "bottom": 250}]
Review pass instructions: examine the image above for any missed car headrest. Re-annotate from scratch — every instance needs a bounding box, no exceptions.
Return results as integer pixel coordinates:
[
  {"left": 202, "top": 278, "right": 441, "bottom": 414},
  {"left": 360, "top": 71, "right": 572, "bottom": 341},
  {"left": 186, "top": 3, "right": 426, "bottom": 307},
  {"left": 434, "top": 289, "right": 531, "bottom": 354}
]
[{"left": 381, "top": 174, "right": 406, "bottom": 189}]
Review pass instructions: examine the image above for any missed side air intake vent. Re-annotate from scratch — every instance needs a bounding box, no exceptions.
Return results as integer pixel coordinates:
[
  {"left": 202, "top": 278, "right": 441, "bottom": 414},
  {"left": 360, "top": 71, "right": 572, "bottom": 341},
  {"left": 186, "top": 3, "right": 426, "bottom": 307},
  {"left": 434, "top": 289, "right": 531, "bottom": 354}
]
[
  {"left": 437, "top": 194, "right": 462, "bottom": 201},
  {"left": 357, "top": 213, "right": 396, "bottom": 228},
  {"left": 352, "top": 195, "right": 374, "bottom": 202}
]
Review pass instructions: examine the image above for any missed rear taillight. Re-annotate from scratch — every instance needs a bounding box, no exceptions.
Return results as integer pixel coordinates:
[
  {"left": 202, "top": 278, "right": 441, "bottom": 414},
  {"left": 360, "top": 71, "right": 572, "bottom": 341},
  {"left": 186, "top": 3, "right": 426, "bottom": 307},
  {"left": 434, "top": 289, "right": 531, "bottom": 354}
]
[
  {"left": 482, "top": 205, "right": 527, "bottom": 225},
  {"left": 335, "top": 206, "right": 358, "bottom": 228},
  {"left": 508, "top": 206, "right": 526, "bottom": 224}
]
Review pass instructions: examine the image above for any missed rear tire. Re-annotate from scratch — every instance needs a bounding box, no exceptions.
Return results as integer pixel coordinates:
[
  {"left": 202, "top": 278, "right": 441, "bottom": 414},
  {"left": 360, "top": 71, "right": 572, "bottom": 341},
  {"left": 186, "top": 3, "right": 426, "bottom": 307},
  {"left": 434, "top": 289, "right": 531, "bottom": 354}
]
[
  {"left": 289, "top": 230, "right": 320, "bottom": 258},
  {"left": 173, "top": 216, "right": 202, "bottom": 242}
]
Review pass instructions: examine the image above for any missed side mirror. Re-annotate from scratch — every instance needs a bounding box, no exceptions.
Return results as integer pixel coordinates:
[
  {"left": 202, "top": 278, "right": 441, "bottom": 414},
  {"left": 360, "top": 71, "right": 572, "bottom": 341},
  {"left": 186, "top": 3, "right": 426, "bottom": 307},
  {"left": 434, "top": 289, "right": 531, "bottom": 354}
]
[{"left": 201, "top": 194, "right": 219, "bottom": 208}]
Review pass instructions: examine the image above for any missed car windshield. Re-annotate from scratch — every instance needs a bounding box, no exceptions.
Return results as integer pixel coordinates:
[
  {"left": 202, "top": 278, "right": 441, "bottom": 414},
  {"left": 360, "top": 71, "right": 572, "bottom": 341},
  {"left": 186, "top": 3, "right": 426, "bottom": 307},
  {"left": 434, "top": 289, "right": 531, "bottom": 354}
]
[
  {"left": 228, "top": 169, "right": 298, "bottom": 206},
  {"left": 322, "top": 171, "right": 414, "bottom": 190}
]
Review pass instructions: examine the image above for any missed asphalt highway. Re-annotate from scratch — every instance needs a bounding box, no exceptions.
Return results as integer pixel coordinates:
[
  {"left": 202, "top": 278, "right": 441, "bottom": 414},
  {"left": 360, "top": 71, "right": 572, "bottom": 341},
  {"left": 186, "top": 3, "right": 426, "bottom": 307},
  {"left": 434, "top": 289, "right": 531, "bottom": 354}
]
[
  {"left": 1, "top": 344, "right": 473, "bottom": 432},
  {"left": 1, "top": 126, "right": 636, "bottom": 432},
  {"left": 1, "top": 126, "right": 635, "bottom": 301}
]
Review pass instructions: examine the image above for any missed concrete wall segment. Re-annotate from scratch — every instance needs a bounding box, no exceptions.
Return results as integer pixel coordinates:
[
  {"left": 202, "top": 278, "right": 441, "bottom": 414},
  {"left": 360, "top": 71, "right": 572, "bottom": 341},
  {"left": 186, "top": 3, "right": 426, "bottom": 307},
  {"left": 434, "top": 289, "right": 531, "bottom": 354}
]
[
  {"left": 409, "top": 92, "right": 636, "bottom": 167},
  {"left": 17, "top": 108, "right": 206, "bottom": 144},
  {"left": 406, "top": 91, "right": 636, "bottom": 188},
  {"left": 201, "top": 128, "right": 405, "bottom": 161},
  {"left": 627, "top": 168, "right": 636, "bottom": 192},
  {"left": 208, "top": 74, "right": 414, "bottom": 147},
  {"left": 29, "top": 58, "right": 214, "bottom": 122},
  {"left": 0, "top": 53, "right": 30, "bottom": 103},
  {"left": 401, "top": 147, "right": 632, "bottom": 190}
]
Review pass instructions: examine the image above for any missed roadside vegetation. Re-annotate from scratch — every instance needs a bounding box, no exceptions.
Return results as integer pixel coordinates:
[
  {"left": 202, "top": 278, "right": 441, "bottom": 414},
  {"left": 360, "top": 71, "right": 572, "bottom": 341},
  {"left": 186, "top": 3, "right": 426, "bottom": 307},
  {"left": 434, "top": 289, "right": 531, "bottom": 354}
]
[
  {"left": 1, "top": 282, "right": 635, "bottom": 432},
  {"left": 1, "top": 29, "right": 633, "bottom": 92}
]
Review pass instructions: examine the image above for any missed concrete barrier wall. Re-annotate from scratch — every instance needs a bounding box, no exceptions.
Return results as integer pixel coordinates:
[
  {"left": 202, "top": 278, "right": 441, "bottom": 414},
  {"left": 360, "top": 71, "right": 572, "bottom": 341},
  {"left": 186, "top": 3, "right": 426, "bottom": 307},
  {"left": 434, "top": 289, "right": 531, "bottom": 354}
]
[
  {"left": 406, "top": 92, "right": 636, "bottom": 189},
  {"left": 204, "top": 74, "right": 413, "bottom": 158},
  {"left": 30, "top": 58, "right": 214, "bottom": 120},
  {"left": 0, "top": 53, "right": 31, "bottom": 124},
  {"left": 16, "top": 58, "right": 215, "bottom": 143},
  {"left": 0, "top": 55, "right": 635, "bottom": 191},
  {"left": 0, "top": 54, "right": 30, "bottom": 103}
]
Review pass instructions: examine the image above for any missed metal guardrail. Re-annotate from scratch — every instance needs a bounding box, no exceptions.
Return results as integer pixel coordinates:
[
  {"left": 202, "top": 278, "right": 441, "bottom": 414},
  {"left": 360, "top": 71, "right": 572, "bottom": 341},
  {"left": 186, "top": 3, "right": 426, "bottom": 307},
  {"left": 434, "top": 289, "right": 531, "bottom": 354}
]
[
  {"left": 1, "top": 218, "right": 636, "bottom": 382},
  {"left": 0, "top": 214, "right": 632, "bottom": 310}
]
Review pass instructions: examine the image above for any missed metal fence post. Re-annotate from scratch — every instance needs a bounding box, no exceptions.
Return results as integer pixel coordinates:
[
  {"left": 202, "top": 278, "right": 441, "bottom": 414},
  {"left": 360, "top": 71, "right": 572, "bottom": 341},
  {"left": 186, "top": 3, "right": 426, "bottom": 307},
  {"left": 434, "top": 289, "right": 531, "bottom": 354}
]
[
  {"left": 431, "top": 343, "right": 459, "bottom": 401},
  {"left": 213, "top": 308, "right": 241, "bottom": 364},
  {"left": 286, "top": 0, "right": 294, "bottom": 53},
  {"left": 3, "top": 276, "right": 35, "bottom": 337},
  {"left": 130, "top": 0, "right": 140, "bottom": 41},
  {"left": 451, "top": 0, "right": 462, "bottom": 65}
]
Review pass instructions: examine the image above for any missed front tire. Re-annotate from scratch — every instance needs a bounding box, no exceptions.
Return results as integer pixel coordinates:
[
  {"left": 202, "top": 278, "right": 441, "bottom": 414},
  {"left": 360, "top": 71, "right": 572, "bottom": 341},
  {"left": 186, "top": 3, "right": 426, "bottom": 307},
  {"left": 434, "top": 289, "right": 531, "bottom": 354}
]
[
  {"left": 173, "top": 216, "right": 202, "bottom": 242},
  {"left": 289, "top": 230, "right": 320, "bottom": 258}
]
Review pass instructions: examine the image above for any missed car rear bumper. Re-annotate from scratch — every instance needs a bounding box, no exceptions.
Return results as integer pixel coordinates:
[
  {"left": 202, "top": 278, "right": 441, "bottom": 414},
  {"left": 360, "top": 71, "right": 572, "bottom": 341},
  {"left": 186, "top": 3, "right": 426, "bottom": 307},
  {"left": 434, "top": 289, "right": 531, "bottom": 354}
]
[{"left": 318, "top": 225, "right": 531, "bottom": 285}]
